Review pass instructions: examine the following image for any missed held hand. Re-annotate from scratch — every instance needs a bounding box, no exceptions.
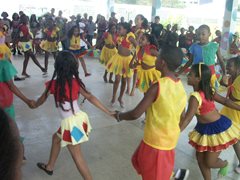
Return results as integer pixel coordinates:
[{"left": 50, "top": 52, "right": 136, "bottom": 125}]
[
  {"left": 108, "top": 111, "right": 116, "bottom": 118},
  {"left": 27, "top": 99, "right": 37, "bottom": 109}
]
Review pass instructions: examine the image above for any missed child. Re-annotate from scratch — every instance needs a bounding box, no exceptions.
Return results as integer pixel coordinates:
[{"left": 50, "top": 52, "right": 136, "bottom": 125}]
[
  {"left": 178, "top": 24, "right": 226, "bottom": 90},
  {"left": 114, "top": 46, "right": 187, "bottom": 180},
  {"left": 34, "top": 51, "right": 112, "bottom": 179},
  {"left": 180, "top": 63, "right": 240, "bottom": 179},
  {"left": 185, "top": 25, "right": 195, "bottom": 51},
  {"left": 229, "top": 32, "right": 240, "bottom": 57},
  {"left": 40, "top": 17, "right": 59, "bottom": 74},
  {"left": 0, "top": 108, "right": 22, "bottom": 180},
  {"left": 220, "top": 57, "right": 240, "bottom": 174},
  {"left": 68, "top": 25, "right": 91, "bottom": 77},
  {"left": 106, "top": 22, "right": 137, "bottom": 107},
  {"left": 18, "top": 14, "right": 46, "bottom": 77},
  {"left": 130, "top": 33, "right": 160, "bottom": 94},
  {"left": 129, "top": 15, "right": 149, "bottom": 96},
  {"left": 97, "top": 24, "right": 118, "bottom": 83}
]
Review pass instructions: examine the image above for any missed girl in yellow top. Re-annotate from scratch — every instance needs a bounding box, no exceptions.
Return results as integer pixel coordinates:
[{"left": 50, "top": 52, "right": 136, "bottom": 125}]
[
  {"left": 97, "top": 24, "right": 118, "bottom": 83},
  {"left": 106, "top": 23, "right": 137, "bottom": 107},
  {"left": 180, "top": 63, "right": 240, "bottom": 179},
  {"left": 114, "top": 46, "right": 187, "bottom": 180},
  {"left": 68, "top": 26, "right": 91, "bottom": 77},
  {"left": 128, "top": 15, "right": 149, "bottom": 96},
  {"left": 220, "top": 57, "right": 240, "bottom": 174},
  {"left": 130, "top": 33, "right": 160, "bottom": 94},
  {"left": 40, "top": 18, "right": 59, "bottom": 74}
]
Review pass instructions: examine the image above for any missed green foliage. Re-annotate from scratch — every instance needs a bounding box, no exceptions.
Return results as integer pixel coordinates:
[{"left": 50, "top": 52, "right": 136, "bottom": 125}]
[{"left": 161, "top": 15, "right": 184, "bottom": 28}]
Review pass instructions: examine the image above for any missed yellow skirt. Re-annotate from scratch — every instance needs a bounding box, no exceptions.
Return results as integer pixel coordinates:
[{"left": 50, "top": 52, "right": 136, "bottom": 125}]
[
  {"left": 106, "top": 53, "right": 133, "bottom": 78},
  {"left": 211, "top": 74, "right": 220, "bottom": 90},
  {"left": 40, "top": 40, "right": 58, "bottom": 52},
  {"left": 57, "top": 111, "right": 92, "bottom": 147},
  {"left": 221, "top": 101, "right": 240, "bottom": 126},
  {"left": 18, "top": 41, "right": 33, "bottom": 52},
  {"left": 0, "top": 44, "right": 12, "bottom": 60},
  {"left": 136, "top": 67, "right": 161, "bottom": 93},
  {"left": 100, "top": 46, "right": 117, "bottom": 65}
]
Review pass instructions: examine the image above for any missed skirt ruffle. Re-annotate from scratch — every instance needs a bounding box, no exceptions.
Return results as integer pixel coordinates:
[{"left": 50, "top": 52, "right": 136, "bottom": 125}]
[
  {"left": 136, "top": 67, "right": 161, "bottom": 93},
  {"left": 40, "top": 40, "right": 58, "bottom": 52},
  {"left": 221, "top": 102, "right": 240, "bottom": 126},
  {"left": 189, "top": 115, "right": 239, "bottom": 152},
  {"left": 0, "top": 44, "right": 12, "bottom": 60},
  {"left": 106, "top": 53, "right": 133, "bottom": 78},
  {"left": 100, "top": 46, "right": 117, "bottom": 65},
  {"left": 57, "top": 111, "right": 92, "bottom": 147},
  {"left": 18, "top": 41, "right": 33, "bottom": 52},
  {"left": 69, "top": 47, "right": 88, "bottom": 59}
]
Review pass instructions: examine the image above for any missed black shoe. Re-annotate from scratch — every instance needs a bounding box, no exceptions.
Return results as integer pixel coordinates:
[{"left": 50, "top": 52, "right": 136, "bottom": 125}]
[
  {"left": 18, "top": 51, "right": 23, "bottom": 55},
  {"left": 174, "top": 169, "right": 189, "bottom": 180}
]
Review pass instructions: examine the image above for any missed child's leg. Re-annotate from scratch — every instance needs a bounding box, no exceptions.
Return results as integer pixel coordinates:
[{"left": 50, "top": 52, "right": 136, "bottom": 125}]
[
  {"left": 103, "top": 70, "right": 108, "bottom": 83},
  {"left": 29, "top": 51, "right": 45, "bottom": 72},
  {"left": 45, "top": 133, "right": 61, "bottom": 171},
  {"left": 196, "top": 151, "right": 211, "bottom": 180},
  {"left": 111, "top": 75, "right": 121, "bottom": 104},
  {"left": 130, "top": 71, "right": 137, "bottom": 96},
  {"left": 79, "top": 57, "right": 91, "bottom": 76},
  {"left": 109, "top": 72, "right": 114, "bottom": 83},
  {"left": 22, "top": 52, "right": 30, "bottom": 77},
  {"left": 53, "top": 52, "right": 57, "bottom": 60},
  {"left": 126, "top": 77, "right": 131, "bottom": 95},
  {"left": 67, "top": 144, "right": 92, "bottom": 180},
  {"left": 118, "top": 77, "right": 127, "bottom": 108},
  {"left": 44, "top": 51, "right": 50, "bottom": 71},
  {"left": 233, "top": 141, "right": 240, "bottom": 173},
  {"left": 205, "top": 151, "right": 227, "bottom": 169}
]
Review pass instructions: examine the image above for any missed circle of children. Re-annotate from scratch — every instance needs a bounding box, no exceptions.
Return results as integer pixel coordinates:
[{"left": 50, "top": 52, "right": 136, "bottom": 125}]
[{"left": 1, "top": 8, "right": 240, "bottom": 180}]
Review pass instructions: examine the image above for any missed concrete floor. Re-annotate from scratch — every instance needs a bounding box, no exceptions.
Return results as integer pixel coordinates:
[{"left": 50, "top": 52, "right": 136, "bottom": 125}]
[{"left": 11, "top": 54, "right": 240, "bottom": 180}]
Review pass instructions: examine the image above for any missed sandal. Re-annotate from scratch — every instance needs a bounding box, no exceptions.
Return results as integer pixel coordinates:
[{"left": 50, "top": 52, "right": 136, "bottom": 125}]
[{"left": 37, "top": 162, "right": 53, "bottom": 175}]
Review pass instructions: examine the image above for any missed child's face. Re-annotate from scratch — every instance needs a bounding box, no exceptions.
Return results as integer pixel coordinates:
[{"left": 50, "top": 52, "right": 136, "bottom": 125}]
[
  {"left": 139, "top": 35, "right": 149, "bottom": 47},
  {"left": 226, "top": 61, "right": 235, "bottom": 76},
  {"left": 119, "top": 26, "right": 126, "bottom": 35},
  {"left": 110, "top": 26, "right": 116, "bottom": 34},
  {"left": 198, "top": 28, "right": 210, "bottom": 44},
  {"left": 187, "top": 70, "right": 200, "bottom": 86},
  {"left": 73, "top": 28, "right": 79, "bottom": 36},
  {"left": 189, "top": 27, "right": 194, "bottom": 32},
  {"left": 135, "top": 15, "right": 143, "bottom": 26}
]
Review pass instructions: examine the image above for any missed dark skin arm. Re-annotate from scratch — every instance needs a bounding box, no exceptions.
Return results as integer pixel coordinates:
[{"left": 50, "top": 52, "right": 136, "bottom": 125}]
[
  {"left": 129, "top": 36, "right": 138, "bottom": 49},
  {"left": 129, "top": 52, "right": 138, "bottom": 69},
  {"left": 117, "top": 83, "right": 158, "bottom": 120},
  {"left": 179, "top": 96, "right": 198, "bottom": 131},
  {"left": 214, "top": 92, "right": 240, "bottom": 110},
  {"left": 6, "top": 80, "right": 35, "bottom": 108},
  {"left": 216, "top": 48, "right": 226, "bottom": 75},
  {"left": 177, "top": 53, "right": 193, "bottom": 75}
]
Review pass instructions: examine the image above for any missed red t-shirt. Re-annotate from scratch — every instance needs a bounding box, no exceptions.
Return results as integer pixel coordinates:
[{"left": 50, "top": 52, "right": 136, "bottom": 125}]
[{"left": 45, "top": 79, "right": 80, "bottom": 102}]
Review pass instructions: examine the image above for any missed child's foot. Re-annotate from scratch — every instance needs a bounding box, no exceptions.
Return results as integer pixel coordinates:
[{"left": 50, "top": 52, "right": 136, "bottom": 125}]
[
  {"left": 22, "top": 73, "right": 30, "bottom": 78},
  {"left": 37, "top": 163, "right": 53, "bottom": 176},
  {"left": 234, "top": 164, "right": 240, "bottom": 174},
  {"left": 174, "top": 169, "right": 189, "bottom": 180},
  {"left": 218, "top": 163, "right": 229, "bottom": 178},
  {"left": 125, "top": 90, "right": 130, "bottom": 95},
  {"left": 18, "top": 51, "right": 23, "bottom": 55},
  {"left": 130, "top": 90, "right": 135, "bottom": 96},
  {"left": 118, "top": 98, "right": 124, "bottom": 108},
  {"left": 109, "top": 79, "right": 114, "bottom": 84},
  {"left": 103, "top": 75, "right": 108, "bottom": 83},
  {"left": 85, "top": 73, "right": 91, "bottom": 77},
  {"left": 14, "top": 76, "right": 25, "bottom": 81}
]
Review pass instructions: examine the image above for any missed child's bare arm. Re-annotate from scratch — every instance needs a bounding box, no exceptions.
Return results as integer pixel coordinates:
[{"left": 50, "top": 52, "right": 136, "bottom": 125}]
[
  {"left": 214, "top": 92, "right": 240, "bottom": 110},
  {"left": 129, "top": 52, "right": 137, "bottom": 69},
  {"left": 117, "top": 83, "right": 158, "bottom": 121},
  {"left": 216, "top": 48, "right": 226, "bottom": 75},
  {"left": 6, "top": 80, "right": 34, "bottom": 108},
  {"left": 177, "top": 54, "right": 193, "bottom": 75},
  {"left": 129, "top": 36, "right": 138, "bottom": 48},
  {"left": 80, "top": 88, "right": 111, "bottom": 115},
  {"left": 35, "top": 89, "right": 49, "bottom": 107},
  {"left": 179, "top": 96, "right": 198, "bottom": 131}
]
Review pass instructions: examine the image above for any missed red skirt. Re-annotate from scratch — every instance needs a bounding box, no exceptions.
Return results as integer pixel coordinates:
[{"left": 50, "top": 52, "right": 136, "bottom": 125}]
[{"left": 132, "top": 141, "right": 175, "bottom": 180}]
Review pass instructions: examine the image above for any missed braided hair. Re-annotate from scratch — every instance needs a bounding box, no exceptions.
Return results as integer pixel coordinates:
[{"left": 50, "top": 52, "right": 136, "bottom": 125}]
[{"left": 45, "top": 51, "right": 87, "bottom": 114}]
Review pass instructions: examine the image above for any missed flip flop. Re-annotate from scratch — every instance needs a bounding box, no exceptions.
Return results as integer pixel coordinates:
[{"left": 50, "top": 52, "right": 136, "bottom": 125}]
[{"left": 37, "top": 162, "right": 53, "bottom": 176}]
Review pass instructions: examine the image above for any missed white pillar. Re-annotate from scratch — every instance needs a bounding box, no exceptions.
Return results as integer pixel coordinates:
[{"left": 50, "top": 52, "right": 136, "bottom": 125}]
[
  {"left": 220, "top": 0, "right": 238, "bottom": 58},
  {"left": 107, "top": 0, "right": 115, "bottom": 19},
  {"left": 151, "top": 0, "right": 161, "bottom": 22}
]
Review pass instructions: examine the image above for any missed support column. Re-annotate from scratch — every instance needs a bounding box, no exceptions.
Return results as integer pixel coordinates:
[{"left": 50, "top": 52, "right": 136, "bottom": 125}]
[
  {"left": 151, "top": 0, "right": 161, "bottom": 21},
  {"left": 107, "top": 0, "right": 115, "bottom": 19},
  {"left": 220, "top": 0, "right": 238, "bottom": 58}
]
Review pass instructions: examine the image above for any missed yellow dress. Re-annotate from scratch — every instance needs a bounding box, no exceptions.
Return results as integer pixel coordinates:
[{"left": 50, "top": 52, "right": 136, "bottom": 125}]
[
  {"left": 221, "top": 75, "right": 240, "bottom": 125},
  {"left": 17, "top": 25, "right": 33, "bottom": 52},
  {"left": 106, "top": 32, "right": 135, "bottom": 78},
  {"left": 99, "top": 32, "right": 117, "bottom": 65},
  {"left": 40, "top": 27, "right": 60, "bottom": 52},
  {"left": 68, "top": 36, "right": 88, "bottom": 58},
  {"left": 0, "top": 31, "right": 12, "bottom": 60},
  {"left": 136, "top": 45, "right": 161, "bottom": 93}
]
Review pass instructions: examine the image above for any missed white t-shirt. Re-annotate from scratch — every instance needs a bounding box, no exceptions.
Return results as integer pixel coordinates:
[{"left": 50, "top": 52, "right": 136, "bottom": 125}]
[{"left": 79, "top": 22, "right": 85, "bottom": 33}]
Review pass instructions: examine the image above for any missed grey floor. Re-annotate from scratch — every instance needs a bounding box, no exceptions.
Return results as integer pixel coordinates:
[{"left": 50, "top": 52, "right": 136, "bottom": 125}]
[{"left": 11, "top": 54, "right": 240, "bottom": 180}]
